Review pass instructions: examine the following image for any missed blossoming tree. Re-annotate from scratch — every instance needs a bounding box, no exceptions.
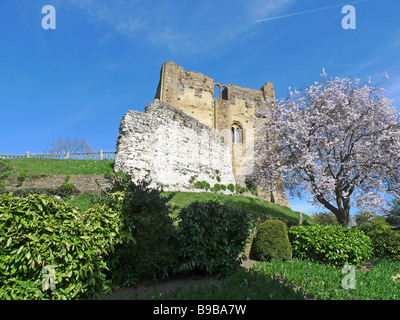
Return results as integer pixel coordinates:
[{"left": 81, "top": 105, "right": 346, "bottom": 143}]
[{"left": 254, "top": 71, "right": 400, "bottom": 226}]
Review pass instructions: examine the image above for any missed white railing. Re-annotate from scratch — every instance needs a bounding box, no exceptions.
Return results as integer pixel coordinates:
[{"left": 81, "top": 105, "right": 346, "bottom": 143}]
[{"left": 0, "top": 150, "right": 116, "bottom": 160}]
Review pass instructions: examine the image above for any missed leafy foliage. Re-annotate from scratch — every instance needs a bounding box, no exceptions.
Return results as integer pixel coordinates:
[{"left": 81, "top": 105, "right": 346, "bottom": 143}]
[
  {"left": 94, "top": 174, "right": 178, "bottom": 286},
  {"left": 385, "top": 198, "right": 400, "bottom": 230},
  {"left": 358, "top": 217, "right": 400, "bottom": 260},
  {"left": 194, "top": 180, "right": 211, "bottom": 191},
  {"left": 0, "top": 193, "right": 121, "bottom": 299},
  {"left": 175, "top": 200, "right": 250, "bottom": 276},
  {"left": 289, "top": 225, "right": 373, "bottom": 267},
  {"left": 250, "top": 220, "right": 292, "bottom": 261},
  {"left": 354, "top": 211, "right": 377, "bottom": 226},
  {"left": 312, "top": 212, "right": 338, "bottom": 226}
]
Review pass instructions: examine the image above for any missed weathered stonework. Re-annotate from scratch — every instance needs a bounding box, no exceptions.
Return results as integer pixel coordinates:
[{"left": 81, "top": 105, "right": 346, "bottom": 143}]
[
  {"left": 116, "top": 62, "right": 290, "bottom": 207},
  {"left": 114, "top": 100, "right": 236, "bottom": 191}
]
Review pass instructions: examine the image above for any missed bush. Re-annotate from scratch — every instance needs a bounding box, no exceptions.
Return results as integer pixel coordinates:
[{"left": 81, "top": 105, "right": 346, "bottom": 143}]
[
  {"left": 0, "top": 193, "right": 120, "bottom": 300},
  {"left": 358, "top": 217, "right": 400, "bottom": 260},
  {"left": 97, "top": 176, "right": 177, "bottom": 286},
  {"left": 194, "top": 180, "right": 210, "bottom": 191},
  {"left": 312, "top": 212, "right": 338, "bottom": 226},
  {"left": 250, "top": 220, "right": 292, "bottom": 261},
  {"left": 227, "top": 184, "right": 235, "bottom": 193},
  {"left": 354, "top": 211, "right": 377, "bottom": 226},
  {"left": 385, "top": 199, "right": 400, "bottom": 230},
  {"left": 289, "top": 225, "right": 373, "bottom": 267},
  {"left": 212, "top": 184, "right": 221, "bottom": 192},
  {"left": 175, "top": 201, "right": 250, "bottom": 276}
]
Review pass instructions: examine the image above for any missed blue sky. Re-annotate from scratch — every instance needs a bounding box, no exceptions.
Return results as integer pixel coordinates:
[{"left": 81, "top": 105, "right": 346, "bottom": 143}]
[{"left": 1, "top": 0, "right": 399, "bottom": 215}]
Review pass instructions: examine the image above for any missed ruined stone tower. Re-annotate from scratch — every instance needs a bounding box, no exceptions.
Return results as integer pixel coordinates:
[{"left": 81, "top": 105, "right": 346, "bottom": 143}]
[{"left": 115, "top": 61, "right": 289, "bottom": 207}]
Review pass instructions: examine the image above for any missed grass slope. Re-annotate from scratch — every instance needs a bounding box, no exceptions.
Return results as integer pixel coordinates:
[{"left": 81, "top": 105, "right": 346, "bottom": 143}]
[
  {"left": 163, "top": 191, "right": 313, "bottom": 226},
  {"left": 3, "top": 158, "right": 114, "bottom": 175}
]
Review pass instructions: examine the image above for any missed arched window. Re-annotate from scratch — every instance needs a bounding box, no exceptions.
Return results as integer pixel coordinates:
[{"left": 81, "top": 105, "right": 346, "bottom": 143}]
[
  {"left": 213, "top": 83, "right": 229, "bottom": 101},
  {"left": 232, "top": 124, "right": 243, "bottom": 143},
  {"left": 221, "top": 86, "right": 228, "bottom": 100},
  {"left": 214, "top": 84, "right": 221, "bottom": 99}
]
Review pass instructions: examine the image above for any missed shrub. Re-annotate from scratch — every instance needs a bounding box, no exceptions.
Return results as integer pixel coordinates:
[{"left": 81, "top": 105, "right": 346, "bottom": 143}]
[
  {"left": 312, "top": 212, "right": 338, "bottom": 226},
  {"left": 212, "top": 184, "right": 221, "bottom": 192},
  {"left": 385, "top": 199, "right": 400, "bottom": 230},
  {"left": 354, "top": 211, "right": 377, "bottom": 226},
  {"left": 220, "top": 184, "right": 226, "bottom": 191},
  {"left": 0, "top": 193, "right": 120, "bottom": 300},
  {"left": 289, "top": 225, "right": 373, "bottom": 267},
  {"left": 97, "top": 176, "right": 177, "bottom": 285},
  {"left": 250, "top": 220, "right": 292, "bottom": 261},
  {"left": 358, "top": 217, "right": 400, "bottom": 260},
  {"left": 194, "top": 180, "right": 210, "bottom": 191},
  {"left": 175, "top": 201, "right": 250, "bottom": 276},
  {"left": 57, "top": 180, "right": 80, "bottom": 198},
  {"left": 227, "top": 184, "right": 235, "bottom": 193}
]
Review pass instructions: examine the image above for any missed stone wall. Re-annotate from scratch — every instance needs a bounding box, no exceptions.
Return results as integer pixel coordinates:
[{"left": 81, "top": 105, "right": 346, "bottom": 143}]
[{"left": 114, "top": 99, "right": 236, "bottom": 191}]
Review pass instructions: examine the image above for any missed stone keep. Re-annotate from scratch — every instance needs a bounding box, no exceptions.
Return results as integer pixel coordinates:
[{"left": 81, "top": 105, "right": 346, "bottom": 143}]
[{"left": 115, "top": 61, "right": 290, "bottom": 207}]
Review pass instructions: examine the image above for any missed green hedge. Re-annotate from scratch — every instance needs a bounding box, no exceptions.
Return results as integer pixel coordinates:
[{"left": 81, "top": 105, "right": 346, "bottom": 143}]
[
  {"left": 175, "top": 201, "right": 250, "bottom": 275},
  {"left": 358, "top": 217, "right": 400, "bottom": 260},
  {"left": 0, "top": 193, "right": 121, "bottom": 299},
  {"left": 289, "top": 225, "right": 373, "bottom": 267}
]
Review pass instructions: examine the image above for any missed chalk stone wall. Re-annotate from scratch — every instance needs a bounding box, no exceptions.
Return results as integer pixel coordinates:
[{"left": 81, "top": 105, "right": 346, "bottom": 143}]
[{"left": 114, "top": 99, "right": 236, "bottom": 191}]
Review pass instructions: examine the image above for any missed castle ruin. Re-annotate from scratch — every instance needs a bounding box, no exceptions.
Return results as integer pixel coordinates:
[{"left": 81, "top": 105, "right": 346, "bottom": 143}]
[{"left": 115, "top": 61, "right": 289, "bottom": 207}]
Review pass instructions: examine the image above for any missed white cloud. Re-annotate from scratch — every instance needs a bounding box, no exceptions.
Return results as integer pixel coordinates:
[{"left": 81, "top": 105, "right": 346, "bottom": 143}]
[
  {"left": 65, "top": 0, "right": 299, "bottom": 55},
  {"left": 254, "top": 0, "right": 369, "bottom": 23}
]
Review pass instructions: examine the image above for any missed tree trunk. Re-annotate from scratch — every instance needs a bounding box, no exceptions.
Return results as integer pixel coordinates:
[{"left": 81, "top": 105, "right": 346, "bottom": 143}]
[{"left": 335, "top": 210, "right": 349, "bottom": 226}]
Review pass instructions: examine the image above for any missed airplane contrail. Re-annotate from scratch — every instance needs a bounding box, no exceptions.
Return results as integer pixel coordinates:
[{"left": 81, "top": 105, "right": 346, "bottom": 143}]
[{"left": 255, "top": 0, "right": 369, "bottom": 23}]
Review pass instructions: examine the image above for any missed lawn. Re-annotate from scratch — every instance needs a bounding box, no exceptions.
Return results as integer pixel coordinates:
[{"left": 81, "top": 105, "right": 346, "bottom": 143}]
[
  {"left": 2, "top": 158, "right": 114, "bottom": 175},
  {"left": 113, "top": 258, "right": 400, "bottom": 300}
]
